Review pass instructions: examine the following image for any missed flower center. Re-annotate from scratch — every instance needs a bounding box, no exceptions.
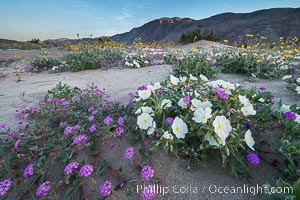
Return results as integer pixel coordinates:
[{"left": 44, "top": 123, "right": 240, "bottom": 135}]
[
  {"left": 217, "top": 123, "right": 223, "bottom": 130},
  {"left": 175, "top": 126, "right": 181, "bottom": 132}
]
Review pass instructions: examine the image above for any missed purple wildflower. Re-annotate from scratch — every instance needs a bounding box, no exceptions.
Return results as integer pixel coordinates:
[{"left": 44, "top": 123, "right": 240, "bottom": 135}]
[
  {"left": 99, "top": 181, "right": 113, "bottom": 197},
  {"left": 22, "top": 122, "right": 29, "bottom": 129},
  {"left": 71, "top": 96, "right": 77, "bottom": 102},
  {"left": 165, "top": 117, "right": 174, "bottom": 125},
  {"left": 73, "top": 134, "right": 88, "bottom": 149},
  {"left": 156, "top": 89, "right": 162, "bottom": 95},
  {"left": 46, "top": 97, "right": 53, "bottom": 103},
  {"left": 100, "top": 102, "right": 107, "bottom": 109},
  {"left": 269, "top": 94, "right": 275, "bottom": 101},
  {"left": 0, "top": 123, "right": 6, "bottom": 129},
  {"left": 246, "top": 152, "right": 260, "bottom": 167},
  {"left": 105, "top": 95, "right": 111, "bottom": 99},
  {"left": 60, "top": 121, "right": 66, "bottom": 128},
  {"left": 0, "top": 179, "right": 13, "bottom": 196},
  {"left": 184, "top": 86, "right": 191, "bottom": 92},
  {"left": 213, "top": 87, "right": 228, "bottom": 100},
  {"left": 284, "top": 111, "right": 297, "bottom": 120},
  {"left": 30, "top": 105, "right": 38, "bottom": 112},
  {"left": 141, "top": 185, "right": 156, "bottom": 200},
  {"left": 23, "top": 164, "right": 34, "bottom": 178},
  {"left": 91, "top": 110, "right": 98, "bottom": 115},
  {"left": 88, "top": 116, "right": 94, "bottom": 122},
  {"left": 14, "top": 139, "right": 22, "bottom": 149},
  {"left": 139, "top": 85, "right": 148, "bottom": 90},
  {"left": 64, "top": 126, "right": 73, "bottom": 135},
  {"left": 124, "top": 147, "right": 134, "bottom": 159},
  {"left": 72, "top": 124, "right": 81, "bottom": 131},
  {"left": 244, "top": 121, "right": 253, "bottom": 128},
  {"left": 115, "top": 127, "right": 124, "bottom": 137},
  {"left": 88, "top": 107, "right": 94, "bottom": 112},
  {"left": 20, "top": 103, "right": 27, "bottom": 110},
  {"left": 79, "top": 164, "right": 94, "bottom": 177},
  {"left": 141, "top": 165, "right": 154, "bottom": 182},
  {"left": 259, "top": 87, "right": 267, "bottom": 91},
  {"left": 90, "top": 124, "right": 97, "bottom": 133},
  {"left": 36, "top": 181, "right": 51, "bottom": 198},
  {"left": 6, "top": 130, "right": 14, "bottom": 137},
  {"left": 21, "top": 113, "right": 29, "bottom": 120},
  {"left": 104, "top": 116, "right": 113, "bottom": 125},
  {"left": 117, "top": 117, "right": 124, "bottom": 126},
  {"left": 64, "top": 162, "right": 79, "bottom": 175},
  {"left": 183, "top": 96, "right": 190, "bottom": 104}
]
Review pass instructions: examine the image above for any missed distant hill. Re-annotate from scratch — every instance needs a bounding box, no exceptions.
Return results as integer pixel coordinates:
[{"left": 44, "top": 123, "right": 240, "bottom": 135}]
[{"left": 111, "top": 7, "right": 300, "bottom": 43}]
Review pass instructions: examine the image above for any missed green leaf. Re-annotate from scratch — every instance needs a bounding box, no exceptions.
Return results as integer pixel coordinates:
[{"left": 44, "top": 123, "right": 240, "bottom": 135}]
[
  {"left": 29, "top": 146, "right": 39, "bottom": 151},
  {"left": 63, "top": 187, "right": 75, "bottom": 200},
  {"left": 51, "top": 154, "right": 63, "bottom": 164}
]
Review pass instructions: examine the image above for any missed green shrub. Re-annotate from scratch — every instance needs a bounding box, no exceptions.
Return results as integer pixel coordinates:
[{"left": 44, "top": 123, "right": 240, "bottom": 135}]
[{"left": 173, "top": 54, "right": 219, "bottom": 78}]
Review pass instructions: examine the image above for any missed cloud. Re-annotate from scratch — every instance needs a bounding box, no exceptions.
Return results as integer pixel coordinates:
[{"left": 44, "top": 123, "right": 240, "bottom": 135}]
[{"left": 114, "top": 8, "right": 135, "bottom": 27}]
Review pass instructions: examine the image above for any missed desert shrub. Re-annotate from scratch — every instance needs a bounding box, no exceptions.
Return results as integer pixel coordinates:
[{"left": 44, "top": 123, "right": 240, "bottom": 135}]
[
  {"left": 217, "top": 52, "right": 292, "bottom": 79},
  {"left": 132, "top": 74, "right": 275, "bottom": 177},
  {"left": 180, "top": 26, "right": 220, "bottom": 44},
  {"left": 64, "top": 49, "right": 123, "bottom": 72},
  {"left": 30, "top": 57, "right": 63, "bottom": 72},
  {"left": 173, "top": 54, "right": 219, "bottom": 79}
]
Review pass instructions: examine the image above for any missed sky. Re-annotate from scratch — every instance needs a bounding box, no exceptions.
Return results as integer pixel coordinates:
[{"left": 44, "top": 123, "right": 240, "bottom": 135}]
[{"left": 0, "top": 0, "right": 299, "bottom": 41}]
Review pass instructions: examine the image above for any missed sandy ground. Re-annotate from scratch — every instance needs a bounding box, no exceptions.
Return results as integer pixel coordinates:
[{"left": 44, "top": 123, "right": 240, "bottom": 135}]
[{"left": 0, "top": 44, "right": 299, "bottom": 199}]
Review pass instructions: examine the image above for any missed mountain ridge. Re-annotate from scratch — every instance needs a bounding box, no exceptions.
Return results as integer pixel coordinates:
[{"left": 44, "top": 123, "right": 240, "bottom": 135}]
[{"left": 111, "top": 7, "right": 300, "bottom": 43}]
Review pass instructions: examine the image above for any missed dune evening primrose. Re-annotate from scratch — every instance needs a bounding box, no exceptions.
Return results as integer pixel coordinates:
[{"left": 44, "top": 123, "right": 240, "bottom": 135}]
[
  {"left": 160, "top": 99, "right": 172, "bottom": 109},
  {"left": 171, "top": 117, "right": 188, "bottom": 139},
  {"left": 163, "top": 131, "right": 174, "bottom": 140},
  {"left": 99, "top": 181, "right": 112, "bottom": 197},
  {"left": 137, "top": 113, "right": 153, "bottom": 130},
  {"left": 138, "top": 89, "right": 152, "bottom": 100},
  {"left": 36, "top": 181, "right": 51, "bottom": 198},
  {"left": 170, "top": 75, "right": 179, "bottom": 85},
  {"left": 79, "top": 164, "right": 94, "bottom": 177},
  {"left": 192, "top": 107, "right": 212, "bottom": 124},
  {"left": 213, "top": 116, "right": 232, "bottom": 145},
  {"left": 245, "top": 130, "right": 255, "bottom": 150},
  {"left": 241, "top": 106, "right": 256, "bottom": 116},
  {"left": 141, "top": 165, "right": 154, "bottom": 182}
]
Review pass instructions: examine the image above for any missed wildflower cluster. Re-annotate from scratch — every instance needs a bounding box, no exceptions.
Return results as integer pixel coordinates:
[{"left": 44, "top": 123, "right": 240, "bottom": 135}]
[{"left": 133, "top": 74, "right": 274, "bottom": 175}]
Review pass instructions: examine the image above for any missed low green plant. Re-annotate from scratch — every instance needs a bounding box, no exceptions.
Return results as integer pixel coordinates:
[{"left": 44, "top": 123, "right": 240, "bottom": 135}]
[{"left": 173, "top": 54, "right": 219, "bottom": 78}]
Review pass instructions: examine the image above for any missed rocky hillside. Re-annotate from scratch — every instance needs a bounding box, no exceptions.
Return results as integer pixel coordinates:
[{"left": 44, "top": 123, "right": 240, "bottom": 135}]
[{"left": 111, "top": 7, "right": 300, "bottom": 43}]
